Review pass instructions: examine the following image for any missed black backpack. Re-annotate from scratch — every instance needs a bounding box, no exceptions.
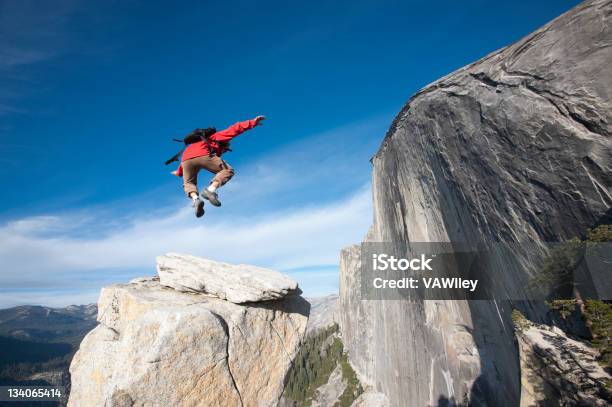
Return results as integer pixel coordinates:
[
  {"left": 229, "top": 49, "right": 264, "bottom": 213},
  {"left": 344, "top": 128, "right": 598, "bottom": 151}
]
[{"left": 164, "top": 127, "right": 217, "bottom": 165}]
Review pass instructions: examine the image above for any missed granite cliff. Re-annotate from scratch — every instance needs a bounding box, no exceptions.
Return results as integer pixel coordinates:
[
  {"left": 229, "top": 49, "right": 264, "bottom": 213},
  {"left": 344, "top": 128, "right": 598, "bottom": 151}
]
[
  {"left": 339, "top": 0, "right": 612, "bottom": 406},
  {"left": 68, "top": 254, "right": 309, "bottom": 407}
]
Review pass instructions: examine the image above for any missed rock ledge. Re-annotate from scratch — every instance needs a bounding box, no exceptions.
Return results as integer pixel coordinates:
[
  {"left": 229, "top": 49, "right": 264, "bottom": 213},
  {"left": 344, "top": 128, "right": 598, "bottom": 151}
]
[{"left": 157, "top": 252, "right": 299, "bottom": 303}]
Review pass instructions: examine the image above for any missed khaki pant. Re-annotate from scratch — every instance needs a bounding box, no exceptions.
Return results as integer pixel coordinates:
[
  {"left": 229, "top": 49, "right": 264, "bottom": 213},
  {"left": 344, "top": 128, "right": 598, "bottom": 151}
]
[{"left": 181, "top": 155, "right": 234, "bottom": 197}]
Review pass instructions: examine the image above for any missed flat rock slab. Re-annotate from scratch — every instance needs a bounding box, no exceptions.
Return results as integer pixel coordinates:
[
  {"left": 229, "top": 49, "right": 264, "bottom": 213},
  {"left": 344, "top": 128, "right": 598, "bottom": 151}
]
[{"left": 157, "top": 252, "right": 299, "bottom": 303}]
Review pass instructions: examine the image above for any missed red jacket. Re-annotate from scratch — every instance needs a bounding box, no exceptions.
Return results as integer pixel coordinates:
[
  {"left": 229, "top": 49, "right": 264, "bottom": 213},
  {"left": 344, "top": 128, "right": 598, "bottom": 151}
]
[{"left": 177, "top": 119, "right": 258, "bottom": 176}]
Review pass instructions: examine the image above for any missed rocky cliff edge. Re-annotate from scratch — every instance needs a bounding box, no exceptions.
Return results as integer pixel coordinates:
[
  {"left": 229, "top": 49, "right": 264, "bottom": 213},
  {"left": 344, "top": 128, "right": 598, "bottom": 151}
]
[{"left": 68, "top": 253, "right": 309, "bottom": 407}]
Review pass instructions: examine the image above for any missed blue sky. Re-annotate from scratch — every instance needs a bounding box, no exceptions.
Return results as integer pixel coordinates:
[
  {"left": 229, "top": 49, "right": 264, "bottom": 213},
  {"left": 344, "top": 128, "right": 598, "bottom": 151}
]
[{"left": 0, "top": 0, "right": 581, "bottom": 307}]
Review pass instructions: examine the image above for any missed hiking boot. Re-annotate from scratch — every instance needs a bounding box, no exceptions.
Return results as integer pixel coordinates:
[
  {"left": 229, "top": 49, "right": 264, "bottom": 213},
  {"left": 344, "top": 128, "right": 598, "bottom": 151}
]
[
  {"left": 193, "top": 197, "right": 205, "bottom": 218},
  {"left": 201, "top": 189, "right": 221, "bottom": 207}
]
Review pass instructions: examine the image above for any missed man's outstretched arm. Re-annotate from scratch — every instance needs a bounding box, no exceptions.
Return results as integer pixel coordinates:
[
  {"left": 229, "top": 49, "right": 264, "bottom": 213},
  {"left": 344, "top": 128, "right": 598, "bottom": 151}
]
[{"left": 210, "top": 115, "right": 265, "bottom": 142}]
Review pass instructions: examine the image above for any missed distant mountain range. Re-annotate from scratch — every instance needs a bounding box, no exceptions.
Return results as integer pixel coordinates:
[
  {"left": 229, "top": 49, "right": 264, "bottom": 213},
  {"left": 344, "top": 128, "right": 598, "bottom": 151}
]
[
  {"left": 0, "top": 304, "right": 97, "bottom": 345},
  {"left": 0, "top": 304, "right": 98, "bottom": 406}
]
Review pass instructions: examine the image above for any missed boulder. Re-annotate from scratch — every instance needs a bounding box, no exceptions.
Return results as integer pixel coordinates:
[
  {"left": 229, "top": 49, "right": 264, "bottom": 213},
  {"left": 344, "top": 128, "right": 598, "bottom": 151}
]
[
  {"left": 516, "top": 320, "right": 611, "bottom": 406},
  {"left": 310, "top": 365, "right": 346, "bottom": 407},
  {"left": 351, "top": 390, "right": 391, "bottom": 407},
  {"left": 157, "top": 253, "right": 299, "bottom": 303},
  {"left": 68, "top": 275, "right": 309, "bottom": 407}
]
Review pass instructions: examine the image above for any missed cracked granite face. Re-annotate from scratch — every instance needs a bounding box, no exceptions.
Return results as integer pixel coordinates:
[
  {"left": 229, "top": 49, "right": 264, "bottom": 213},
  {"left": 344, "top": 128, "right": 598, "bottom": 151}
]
[
  {"left": 68, "top": 276, "right": 309, "bottom": 407},
  {"left": 340, "top": 0, "right": 612, "bottom": 406}
]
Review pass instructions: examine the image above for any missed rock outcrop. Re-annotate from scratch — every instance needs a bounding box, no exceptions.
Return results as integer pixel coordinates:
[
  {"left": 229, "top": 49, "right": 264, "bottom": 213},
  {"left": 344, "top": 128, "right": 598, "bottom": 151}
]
[
  {"left": 68, "top": 254, "right": 309, "bottom": 407},
  {"left": 351, "top": 390, "right": 391, "bottom": 407},
  {"left": 310, "top": 365, "right": 346, "bottom": 407},
  {"left": 157, "top": 252, "right": 299, "bottom": 303},
  {"left": 339, "top": 0, "right": 612, "bottom": 406},
  {"left": 513, "top": 312, "right": 611, "bottom": 406}
]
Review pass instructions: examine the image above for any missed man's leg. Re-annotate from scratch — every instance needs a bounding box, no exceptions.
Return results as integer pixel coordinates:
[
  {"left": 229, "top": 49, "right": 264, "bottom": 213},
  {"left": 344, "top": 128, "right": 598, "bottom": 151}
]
[
  {"left": 199, "top": 156, "right": 234, "bottom": 207},
  {"left": 181, "top": 158, "right": 205, "bottom": 218}
]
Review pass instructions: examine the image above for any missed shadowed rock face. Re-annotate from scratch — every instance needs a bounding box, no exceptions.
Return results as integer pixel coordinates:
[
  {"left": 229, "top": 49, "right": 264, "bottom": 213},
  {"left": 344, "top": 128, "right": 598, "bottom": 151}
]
[
  {"left": 339, "top": 1, "right": 612, "bottom": 406},
  {"left": 68, "top": 259, "right": 309, "bottom": 407}
]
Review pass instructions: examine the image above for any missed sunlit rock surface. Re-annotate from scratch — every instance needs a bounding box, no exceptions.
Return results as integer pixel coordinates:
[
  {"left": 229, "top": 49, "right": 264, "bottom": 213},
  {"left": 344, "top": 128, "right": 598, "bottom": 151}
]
[
  {"left": 68, "top": 258, "right": 309, "bottom": 407},
  {"left": 157, "top": 252, "right": 299, "bottom": 303},
  {"left": 516, "top": 320, "right": 611, "bottom": 406}
]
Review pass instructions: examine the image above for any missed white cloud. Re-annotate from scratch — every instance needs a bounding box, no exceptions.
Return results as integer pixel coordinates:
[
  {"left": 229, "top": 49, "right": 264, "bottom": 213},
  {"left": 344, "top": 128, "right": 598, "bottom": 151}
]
[
  {"left": 221, "top": 112, "right": 389, "bottom": 208},
  {"left": 0, "top": 186, "right": 371, "bottom": 278},
  {"left": 0, "top": 185, "right": 371, "bottom": 309},
  {"left": 0, "top": 114, "right": 385, "bottom": 307}
]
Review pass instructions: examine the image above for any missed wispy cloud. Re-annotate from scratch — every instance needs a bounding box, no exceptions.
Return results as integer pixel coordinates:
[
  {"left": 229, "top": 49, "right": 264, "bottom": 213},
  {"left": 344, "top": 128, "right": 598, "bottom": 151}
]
[
  {"left": 0, "top": 185, "right": 371, "bottom": 304},
  {"left": 0, "top": 115, "right": 385, "bottom": 307},
  {"left": 0, "top": 0, "right": 78, "bottom": 69},
  {"left": 222, "top": 113, "right": 389, "bottom": 211},
  {"left": 0, "top": 0, "right": 81, "bottom": 115}
]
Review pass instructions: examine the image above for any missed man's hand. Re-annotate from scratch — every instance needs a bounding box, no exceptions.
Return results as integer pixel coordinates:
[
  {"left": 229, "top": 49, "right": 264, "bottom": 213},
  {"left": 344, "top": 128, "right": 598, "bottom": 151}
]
[
  {"left": 254, "top": 115, "right": 266, "bottom": 125},
  {"left": 171, "top": 170, "right": 179, "bottom": 177}
]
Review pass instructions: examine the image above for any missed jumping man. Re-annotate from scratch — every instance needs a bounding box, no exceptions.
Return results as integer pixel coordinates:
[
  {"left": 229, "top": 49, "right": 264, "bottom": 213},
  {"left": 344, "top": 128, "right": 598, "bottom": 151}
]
[{"left": 171, "top": 115, "right": 266, "bottom": 217}]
